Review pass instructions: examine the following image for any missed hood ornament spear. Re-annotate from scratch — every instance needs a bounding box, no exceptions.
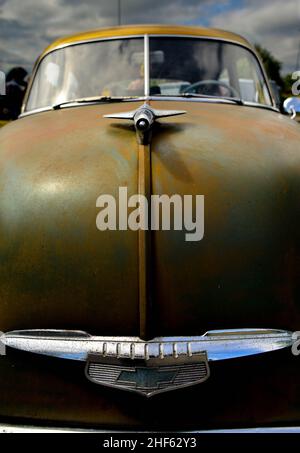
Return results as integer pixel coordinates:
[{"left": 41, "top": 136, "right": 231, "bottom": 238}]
[{"left": 104, "top": 103, "right": 186, "bottom": 144}]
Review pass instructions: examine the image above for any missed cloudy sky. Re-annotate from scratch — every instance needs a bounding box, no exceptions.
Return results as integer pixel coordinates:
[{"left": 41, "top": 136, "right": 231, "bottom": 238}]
[{"left": 0, "top": 0, "right": 299, "bottom": 74}]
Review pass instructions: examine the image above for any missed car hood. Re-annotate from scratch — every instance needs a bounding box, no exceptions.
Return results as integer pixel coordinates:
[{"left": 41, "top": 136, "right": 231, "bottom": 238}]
[{"left": 0, "top": 101, "right": 300, "bottom": 338}]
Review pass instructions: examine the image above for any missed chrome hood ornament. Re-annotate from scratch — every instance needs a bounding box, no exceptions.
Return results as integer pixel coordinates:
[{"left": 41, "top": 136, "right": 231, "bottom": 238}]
[
  {"left": 104, "top": 103, "right": 186, "bottom": 144},
  {"left": 1, "top": 328, "right": 294, "bottom": 397}
]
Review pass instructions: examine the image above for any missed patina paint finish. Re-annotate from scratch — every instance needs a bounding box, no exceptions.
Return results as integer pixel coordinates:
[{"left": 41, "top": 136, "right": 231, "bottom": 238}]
[
  {"left": 149, "top": 101, "right": 300, "bottom": 336},
  {"left": 0, "top": 23, "right": 300, "bottom": 429},
  {"left": 0, "top": 100, "right": 300, "bottom": 429},
  {"left": 43, "top": 24, "right": 253, "bottom": 56},
  {"left": 0, "top": 103, "right": 142, "bottom": 335}
]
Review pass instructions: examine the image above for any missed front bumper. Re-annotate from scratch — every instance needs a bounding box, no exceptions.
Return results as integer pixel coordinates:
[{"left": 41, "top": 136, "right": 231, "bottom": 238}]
[{"left": 1, "top": 423, "right": 300, "bottom": 433}]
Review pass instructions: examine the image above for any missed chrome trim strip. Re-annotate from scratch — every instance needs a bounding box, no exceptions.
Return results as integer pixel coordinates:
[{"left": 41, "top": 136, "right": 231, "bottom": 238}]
[
  {"left": 39, "top": 34, "right": 255, "bottom": 61},
  {"left": 19, "top": 98, "right": 146, "bottom": 118},
  {"left": 1, "top": 328, "right": 293, "bottom": 362},
  {"left": 198, "top": 427, "right": 300, "bottom": 433},
  {"left": 19, "top": 106, "right": 61, "bottom": 118},
  {"left": 1, "top": 424, "right": 300, "bottom": 433},
  {"left": 19, "top": 96, "right": 279, "bottom": 120},
  {"left": 38, "top": 34, "right": 146, "bottom": 57},
  {"left": 144, "top": 34, "right": 150, "bottom": 97}
]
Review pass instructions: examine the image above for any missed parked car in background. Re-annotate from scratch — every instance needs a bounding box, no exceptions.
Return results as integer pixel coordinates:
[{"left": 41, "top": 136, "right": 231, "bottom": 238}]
[{"left": 0, "top": 25, "right": 300, "bottom": 432}]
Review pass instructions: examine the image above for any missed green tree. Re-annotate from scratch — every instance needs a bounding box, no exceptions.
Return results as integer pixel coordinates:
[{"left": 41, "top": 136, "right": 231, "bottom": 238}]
[
  {"left": 255, "top": 44, "right": 283, "bottom": 87},
  {"left": 282, "top": 73, "right": 294, "bottom": 97}
]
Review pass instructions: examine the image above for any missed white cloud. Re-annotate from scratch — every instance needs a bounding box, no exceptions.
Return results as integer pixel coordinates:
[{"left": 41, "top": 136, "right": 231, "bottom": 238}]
[
  {"left": 0, "top": 0, "right": 298, "bottom": 74},
  {"left": 210, "top": 0, "right": 300, "bottom": 73}
]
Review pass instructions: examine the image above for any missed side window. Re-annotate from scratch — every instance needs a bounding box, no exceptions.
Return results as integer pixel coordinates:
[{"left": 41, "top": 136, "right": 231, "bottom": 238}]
[
  {"left": 236, "top": 56, "right": 257, "bottom": 102},
  {"left": 235, "top": 53, "right": 271, "bottom": 104}
]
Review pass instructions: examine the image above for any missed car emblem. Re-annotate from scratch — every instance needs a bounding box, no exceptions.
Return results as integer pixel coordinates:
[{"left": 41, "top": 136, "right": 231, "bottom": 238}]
[
  {"left": 1, "top": 328, "right": 294, "bottom": 397},
  {"left": 85, "top": 353, "right": 209, "bottom": 397}
]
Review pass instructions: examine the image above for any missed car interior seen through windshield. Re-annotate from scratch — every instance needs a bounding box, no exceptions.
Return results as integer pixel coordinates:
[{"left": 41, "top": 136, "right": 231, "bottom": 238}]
[{"left": 26, "top": 37, "right": 272, "bottom": 111}]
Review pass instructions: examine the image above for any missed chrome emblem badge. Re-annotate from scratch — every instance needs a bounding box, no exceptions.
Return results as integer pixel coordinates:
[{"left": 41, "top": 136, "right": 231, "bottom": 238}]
[
  {"left": 1, "top": 328, "right": 294, "bottom": 397},
  {"left": 85, "top": 354, "right": 210, "bottom": 397}
]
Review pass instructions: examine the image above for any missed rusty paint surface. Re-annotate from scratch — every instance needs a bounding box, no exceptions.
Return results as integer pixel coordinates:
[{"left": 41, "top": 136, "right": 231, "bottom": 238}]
[
  {"left": 137, "top": 143, "right": 152, "bottom": 339},
  {"left": 0, "top": 104, "right": 142, "bottom": 336},
  {"left": 149, "top": 101, "right": 300, "bottom": 336},
  {"left": 0, "top": 100, "right": 300, "bottom": 428}
]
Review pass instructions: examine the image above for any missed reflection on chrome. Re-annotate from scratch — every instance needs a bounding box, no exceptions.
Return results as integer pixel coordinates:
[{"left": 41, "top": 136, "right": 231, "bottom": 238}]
[{"left": 1, "top": 328, "right": 293, "bottom": 362}]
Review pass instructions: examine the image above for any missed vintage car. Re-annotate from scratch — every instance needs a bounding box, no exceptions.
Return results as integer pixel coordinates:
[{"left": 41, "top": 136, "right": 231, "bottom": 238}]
[{"left": 0, "top": 24, "right": 300, "bottom": 432}]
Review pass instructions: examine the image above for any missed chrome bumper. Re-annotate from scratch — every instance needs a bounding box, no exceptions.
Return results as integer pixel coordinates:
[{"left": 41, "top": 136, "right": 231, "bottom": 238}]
[
  {"left": 0, "top": 327, "right": 295, "bottom": 397},
  {"left": 1, "top": 424, "right": 300, "bottom": 433}
]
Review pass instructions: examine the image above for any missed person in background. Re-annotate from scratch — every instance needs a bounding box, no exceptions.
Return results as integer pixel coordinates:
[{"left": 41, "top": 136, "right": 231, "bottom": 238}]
[{"left": 0, "top": 67, "right": 28, "bottom": 120}]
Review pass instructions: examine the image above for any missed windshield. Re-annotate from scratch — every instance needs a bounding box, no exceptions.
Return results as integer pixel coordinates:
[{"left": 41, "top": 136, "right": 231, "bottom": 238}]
[{"left": 25, "top": 36, "right": 273, "bottom": 112}]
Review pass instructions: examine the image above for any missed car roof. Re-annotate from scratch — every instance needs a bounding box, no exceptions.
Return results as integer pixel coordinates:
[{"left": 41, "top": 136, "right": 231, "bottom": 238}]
[{"left": 42, "top": 24, "right": 253, "bottom": 57}]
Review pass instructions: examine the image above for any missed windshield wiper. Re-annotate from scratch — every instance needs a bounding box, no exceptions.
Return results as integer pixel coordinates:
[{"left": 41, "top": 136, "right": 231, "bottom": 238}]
[
  {"left": 52, "top": 96, "right": 141, "bottom": 110},
  {"left": 176, "top": 93, "right": 244, "bottom": 105},
  {"left": 51, "top": 94, "right": 244, "bottom": 111}
]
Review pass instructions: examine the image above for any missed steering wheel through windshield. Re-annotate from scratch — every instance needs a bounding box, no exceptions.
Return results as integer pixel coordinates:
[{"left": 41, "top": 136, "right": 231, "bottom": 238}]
[{"left": 182, "top": 79, "right": 240, "bottom": 98}]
